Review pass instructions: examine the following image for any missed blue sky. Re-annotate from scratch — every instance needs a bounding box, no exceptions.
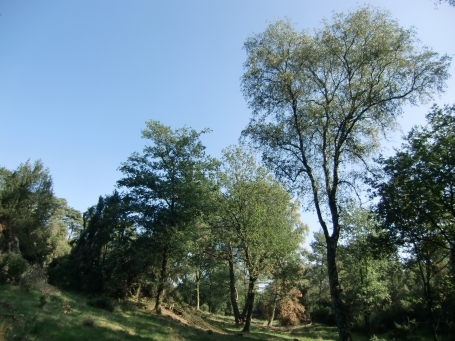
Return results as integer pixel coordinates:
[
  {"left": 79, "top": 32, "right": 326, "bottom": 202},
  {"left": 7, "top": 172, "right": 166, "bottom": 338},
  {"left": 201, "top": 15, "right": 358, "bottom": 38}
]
[{"left": 1, "top": 0, "right": 454, "bottom": 239}]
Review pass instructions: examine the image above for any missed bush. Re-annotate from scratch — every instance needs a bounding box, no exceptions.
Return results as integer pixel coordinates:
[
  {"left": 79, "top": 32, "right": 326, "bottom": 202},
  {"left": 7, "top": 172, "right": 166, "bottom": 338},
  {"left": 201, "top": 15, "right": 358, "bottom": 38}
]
[
  {"left": 0, "top": 253, "right": 29, "bottom": 284},
  {"left": 86, "top": 297, "right": 115, "bottom": 312},
  {"left": 309, "top": 306, "right": 336, "bottom": 325},
  {"left": 277, "top": 288, "right": 306, "bottom": 326},
  {"left": 20, "top": 264, "right": 56, "bottom": 294},
  {"left": 82, "top": 316, "right": 95, "bottom": 327}
]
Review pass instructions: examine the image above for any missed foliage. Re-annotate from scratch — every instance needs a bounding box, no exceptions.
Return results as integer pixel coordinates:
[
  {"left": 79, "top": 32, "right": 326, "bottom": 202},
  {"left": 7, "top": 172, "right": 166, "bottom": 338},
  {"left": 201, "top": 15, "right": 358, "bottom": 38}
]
[
  {"left": 302, "top": 232, "right": 332, "bottom": 323},
  {"left": 435, "top": 0, "right": 455, "bottom": 7},
  {"left": 338, "top": 206, "right": 391, "bottom": 333},
  {"left": 0, "top": 253, "right": 29, "bottom": 284},
  {"left": 374, "top": 104, "right": 455, "bottom": 267},
  {"left": 218, "top": 146, "right": 305, "bottom": 279},
  {"left": 0, "top": 161, "right": 57, "bottom": 264},
  {"left": 49, "top": 191, "right": 147, "bottom": 298},
  {"left": 276, "top": 287, "right": 306, "bottom": 326}
]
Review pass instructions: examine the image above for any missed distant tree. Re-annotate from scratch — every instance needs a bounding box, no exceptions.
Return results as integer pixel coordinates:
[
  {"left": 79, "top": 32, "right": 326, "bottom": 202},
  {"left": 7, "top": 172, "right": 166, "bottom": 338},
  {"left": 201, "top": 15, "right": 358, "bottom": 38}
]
[
  {"left": 338, "top": 206, "right": 390, "bottom": 335},
  {"left": 44, "top": 198, "right": 78, "bottom": 263},
  {"left": 217, "top": 146, "right": 306, "bottom": 332},
  {"left": 53, "top": 191, "right": 141, "bottom": 296},
  {"left": 51, "top": 198, "right": 83, "bottom": 242},
  {"left": 302, "top": 232, "right": 333, "bottom": 324},
  {"left": 241, "top": 7, "right": 450, "bottom": 340},
  {"left": 118, "top": 121, "right": 219, "bottom": 311},
  {"left": 263, "top": 256, "right": 305, "bottom": 327}
]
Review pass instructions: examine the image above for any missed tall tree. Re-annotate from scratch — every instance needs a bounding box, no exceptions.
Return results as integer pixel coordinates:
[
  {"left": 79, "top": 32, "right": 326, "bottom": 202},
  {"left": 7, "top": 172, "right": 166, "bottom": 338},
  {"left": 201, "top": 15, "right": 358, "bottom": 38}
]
[
  {"left": 118, "top": 121, "right": 219, "bottom": 312},
  {"left": 240, "top": 7, "right": 450, "bottom": 340}
]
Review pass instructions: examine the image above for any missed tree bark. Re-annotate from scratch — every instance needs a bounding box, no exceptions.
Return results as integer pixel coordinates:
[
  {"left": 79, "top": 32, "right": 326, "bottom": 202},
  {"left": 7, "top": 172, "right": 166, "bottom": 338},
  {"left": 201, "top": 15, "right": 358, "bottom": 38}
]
[
  {"left": 242, "top": 276, "right": 257, "bottom": 333},
  {"left": 155, "top": 248, "right": 169, "bottom": 312},
  {"left": 326, "top": 238, "right": 352, "bottom": 341},
  {"left": 228, "top": 257, "right": 241, "bottom": 325}
]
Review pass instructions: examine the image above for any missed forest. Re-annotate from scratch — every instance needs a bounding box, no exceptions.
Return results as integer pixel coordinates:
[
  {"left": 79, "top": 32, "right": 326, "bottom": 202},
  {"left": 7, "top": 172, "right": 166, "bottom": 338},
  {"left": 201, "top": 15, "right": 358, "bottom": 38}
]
[{"left": 1, "top": 5, "right": 454, "bottom": 341}]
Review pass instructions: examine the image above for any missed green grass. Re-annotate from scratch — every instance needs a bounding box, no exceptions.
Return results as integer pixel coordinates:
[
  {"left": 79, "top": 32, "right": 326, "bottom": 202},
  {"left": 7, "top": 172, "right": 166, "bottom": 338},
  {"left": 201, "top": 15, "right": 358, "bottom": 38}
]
[{"left": 0, "top": 284, "right": 442, "bottom": 341}]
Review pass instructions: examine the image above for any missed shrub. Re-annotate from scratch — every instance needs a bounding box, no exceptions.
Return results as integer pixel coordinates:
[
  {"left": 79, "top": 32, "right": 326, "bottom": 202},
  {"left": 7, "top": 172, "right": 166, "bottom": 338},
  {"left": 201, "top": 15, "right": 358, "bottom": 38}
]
[
  {"left": 0, "top": 253, "right": 29, "bottom": 284},
  {"left": 86, "top": 297, "right": 115, "bottom": 312},
  {"left": 39, "top": 294, "right": 49, "bottom": 308},
  {"left": 20, "top": 264, "right": 56, "bottom": 294},
  {"left": 82, "top": 316, "right": 95, "bottom": 327},
  {"left": 277, "top": 288, "right": 306, "bottom": 326}
]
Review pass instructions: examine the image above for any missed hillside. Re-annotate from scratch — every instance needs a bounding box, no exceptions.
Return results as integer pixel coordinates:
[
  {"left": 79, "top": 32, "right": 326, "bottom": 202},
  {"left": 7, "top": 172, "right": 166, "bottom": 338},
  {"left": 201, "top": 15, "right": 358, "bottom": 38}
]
[{"left": 0, "top": 284, "right": 343, "bottom": 341}]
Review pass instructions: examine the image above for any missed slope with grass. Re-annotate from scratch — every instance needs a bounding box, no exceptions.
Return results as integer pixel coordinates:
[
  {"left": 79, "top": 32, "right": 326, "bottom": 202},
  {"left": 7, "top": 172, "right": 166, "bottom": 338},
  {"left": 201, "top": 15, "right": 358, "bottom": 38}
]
[{"left": 0, "top": 284, "right": 442, "bottom": 341}]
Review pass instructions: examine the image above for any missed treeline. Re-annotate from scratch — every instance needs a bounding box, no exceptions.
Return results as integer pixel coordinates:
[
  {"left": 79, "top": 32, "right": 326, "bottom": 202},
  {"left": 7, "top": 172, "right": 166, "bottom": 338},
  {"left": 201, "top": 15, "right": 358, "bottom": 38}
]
[
  {"left": 1, "top": 5, "right": 455, "bottom": 341},
  {"left": 1, "top": 122, "right": 306, "bottom": 333},
  {"left": 1, "top": 106, "right": 454, "bottom": 339}
]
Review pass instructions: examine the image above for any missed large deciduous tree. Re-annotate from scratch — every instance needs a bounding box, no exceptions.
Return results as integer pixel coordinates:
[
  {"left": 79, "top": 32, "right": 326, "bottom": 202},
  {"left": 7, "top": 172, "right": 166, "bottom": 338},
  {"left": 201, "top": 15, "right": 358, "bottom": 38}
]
[
  {"left": 240, "top": 7, "right": 450, "bottom": 340},
  {"left": 118, "top": 121, "right": 219, "bottom": 312}
]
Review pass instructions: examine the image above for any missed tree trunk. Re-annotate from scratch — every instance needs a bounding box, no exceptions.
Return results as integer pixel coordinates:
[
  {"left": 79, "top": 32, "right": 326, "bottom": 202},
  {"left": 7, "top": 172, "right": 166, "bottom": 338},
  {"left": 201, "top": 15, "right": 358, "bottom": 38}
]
[
  {"left": 242, "top": 276, "right": 257, "bottom": 333},
  {"left": 196, "top": 268, "right": 201, "bottom": 310},
  {"left": 155, "top": 248, "right": 169, "bottom": 312},
  {"left": 267, "top": 293, "right": 278, "bottom": 327},
  {"left": 417, "top": 256, "right": 439, "bottom": 341},
  {"left": 326, "top": 238, "right": 352, "bottom": 341},
  {"left": 228, "top": 257, "right": 241, "bottom": 325}
]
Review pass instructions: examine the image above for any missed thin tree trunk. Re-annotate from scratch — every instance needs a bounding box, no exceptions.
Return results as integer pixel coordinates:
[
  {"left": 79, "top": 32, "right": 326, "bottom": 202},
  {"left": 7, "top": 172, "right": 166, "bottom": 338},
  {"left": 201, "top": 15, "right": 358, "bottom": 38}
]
[
  {"left": 196, "top": 268, "right": 201, "bottom": 310},
  {"left": 267, "top": 293, "right": 278, "bottom": 327},
  {"left": 450, "top": 244, "right": 455, "bottom": 284},
  {"left": 326, "top": 238, "right": 352, "bottom": 341},
  {"left": 240, "top": 299, "right": 247, "bottom": 322},
  {"left": 228, "top": 257, "right": 241, "bottom": 325},
  {"left": 360, "top": 261, "right": 371, "bottom": 336},
  {"left": 155, "top": 248, "right": 169, "bottom": 313},
  {"left": 417, "top": 255, "right": 439, "bottom": 341},
  {"left": 242, "top": 276, "right": 257, "bottom": 333}
]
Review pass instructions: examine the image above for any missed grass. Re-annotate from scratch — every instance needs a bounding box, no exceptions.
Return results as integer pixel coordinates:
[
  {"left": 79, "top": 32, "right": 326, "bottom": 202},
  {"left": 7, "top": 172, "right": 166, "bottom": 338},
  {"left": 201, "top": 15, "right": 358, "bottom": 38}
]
[{"left": 0, "top": 284, "right": 444, "bottom": 341}]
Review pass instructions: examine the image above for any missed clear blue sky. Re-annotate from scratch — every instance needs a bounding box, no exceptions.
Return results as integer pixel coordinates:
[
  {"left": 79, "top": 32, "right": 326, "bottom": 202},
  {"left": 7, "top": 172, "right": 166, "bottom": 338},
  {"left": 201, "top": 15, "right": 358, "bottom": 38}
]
[{"left": 1, "top": 0, "right": 454, "bottom": 238}]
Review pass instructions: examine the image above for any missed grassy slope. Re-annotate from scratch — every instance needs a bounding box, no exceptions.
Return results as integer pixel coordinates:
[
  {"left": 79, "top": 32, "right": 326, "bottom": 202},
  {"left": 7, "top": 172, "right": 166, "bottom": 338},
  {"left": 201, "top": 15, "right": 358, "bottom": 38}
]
[{"left": 0, "top": 284, "right": 438, "bottom": 341}]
